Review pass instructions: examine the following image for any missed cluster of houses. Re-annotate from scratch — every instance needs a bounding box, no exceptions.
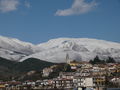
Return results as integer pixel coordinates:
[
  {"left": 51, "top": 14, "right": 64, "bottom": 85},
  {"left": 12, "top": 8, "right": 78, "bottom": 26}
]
[
  {"left": 41, "top": 58, "right": 120, "bottom": 90},
  {"left": 0, "top": 61, "right": 119, "bottom": 90},
  {"left": 0, "top": 55, "right": 120, "bottom": 90}
]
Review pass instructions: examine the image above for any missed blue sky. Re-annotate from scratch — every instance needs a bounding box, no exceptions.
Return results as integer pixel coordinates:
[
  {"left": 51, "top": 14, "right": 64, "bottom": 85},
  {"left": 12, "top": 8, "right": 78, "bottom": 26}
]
[{"left": 0, "top": 0, "right": 120, "bottom": 44}]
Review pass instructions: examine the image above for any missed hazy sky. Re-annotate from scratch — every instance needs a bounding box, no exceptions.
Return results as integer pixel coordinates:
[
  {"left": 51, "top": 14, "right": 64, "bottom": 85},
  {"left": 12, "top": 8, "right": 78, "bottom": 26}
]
[{"left": 0, "top": 0, "right": 120, "bottom": 44}]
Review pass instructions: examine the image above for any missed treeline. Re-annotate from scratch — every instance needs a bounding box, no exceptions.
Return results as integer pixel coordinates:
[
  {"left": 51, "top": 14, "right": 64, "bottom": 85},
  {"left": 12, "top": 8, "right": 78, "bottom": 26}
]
[{"left": 89, "top": 56, "right": 116, "bottom": 64}]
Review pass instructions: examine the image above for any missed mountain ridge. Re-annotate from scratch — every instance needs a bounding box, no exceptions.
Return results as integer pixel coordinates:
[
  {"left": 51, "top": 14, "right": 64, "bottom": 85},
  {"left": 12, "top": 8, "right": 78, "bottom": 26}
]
[{"left": 0, "top": 35, "right": 120, "bottom": 63}]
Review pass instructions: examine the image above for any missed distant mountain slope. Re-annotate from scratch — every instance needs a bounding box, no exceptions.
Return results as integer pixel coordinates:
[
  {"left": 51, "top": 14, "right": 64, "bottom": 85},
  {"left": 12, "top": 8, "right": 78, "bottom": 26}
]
[
  {"left": 0, "top": 57, "right": 55, "bottom": 80},
  {"left": 20, "top": 38, "right": 120, "bottom": 63},
  {"left": 0, "top": 36, "right": 40, "bottom": 61},
  {"left": 16, "top": 58, "right": 55, "bottom": 72},
  {"left": 0, "top": 57, "right": 16, "bottom": 69},
  {"left": 0, "top": 57, "right": 18, "bottom": 80},
  {"left": 0, "top": 35, "right": 120, "bottom": 63},
  {"left": 0, "top": 57, "right": 55, "bottom": 72}
]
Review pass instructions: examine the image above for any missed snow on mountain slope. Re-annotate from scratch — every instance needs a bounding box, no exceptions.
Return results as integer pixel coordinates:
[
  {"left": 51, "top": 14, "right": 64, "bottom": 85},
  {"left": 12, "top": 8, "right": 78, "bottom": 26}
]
[
  {"left": 0, "top": 35, "right": 120, "bottom": 62},
  {"left": 0, "top": 36, "right": 37, "bottom": 61},
  {"left": 20, "top": 38, "right": 120, "bottom": 63}
]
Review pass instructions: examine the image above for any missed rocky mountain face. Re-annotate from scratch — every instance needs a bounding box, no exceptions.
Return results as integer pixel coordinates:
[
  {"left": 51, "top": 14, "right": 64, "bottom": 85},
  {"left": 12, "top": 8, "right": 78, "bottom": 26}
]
[{"left": 0, "top": 36, "right": 120, "bottom": 63}]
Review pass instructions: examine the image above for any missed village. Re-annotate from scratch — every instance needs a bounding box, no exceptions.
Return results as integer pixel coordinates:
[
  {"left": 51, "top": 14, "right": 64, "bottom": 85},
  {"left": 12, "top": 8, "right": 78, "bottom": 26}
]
[{"left": 0, "top": 55, "right": 120, "bottom": 90}]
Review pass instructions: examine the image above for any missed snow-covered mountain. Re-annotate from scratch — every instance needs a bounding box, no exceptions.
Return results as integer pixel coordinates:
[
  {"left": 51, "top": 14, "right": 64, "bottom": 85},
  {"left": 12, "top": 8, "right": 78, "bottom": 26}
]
[
  {"left": 20, "top": 38, "right": 120, "bottom": 63},
  {"left": 0, "top": 36, "right": 120, "bottom": 63},
  {"left": 0, "top": 36, "right": 37, "bottom": 61}
]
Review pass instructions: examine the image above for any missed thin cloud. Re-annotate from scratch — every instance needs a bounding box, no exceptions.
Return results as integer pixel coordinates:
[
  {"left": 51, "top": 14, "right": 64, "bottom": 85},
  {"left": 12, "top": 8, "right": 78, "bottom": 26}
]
[
  {"left": 0, "top": 0, "right": 31, "bottom": 13},
  {"left": 55, "top": 0, "right": 97, "bottom": 16},
  {"left": 0, "top": 0, "right": 19, "bottom": 13},
  {"left": 25, "top": 0, "right": 31, "bottom": 8}
]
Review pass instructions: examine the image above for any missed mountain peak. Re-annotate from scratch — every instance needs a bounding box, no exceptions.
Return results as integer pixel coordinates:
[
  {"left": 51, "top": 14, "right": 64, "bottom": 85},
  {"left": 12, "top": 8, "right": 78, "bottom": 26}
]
[
  {"left": 0, "top": 36, "right": 120, "bottom": 63},
  {"left": 21, "top": 37, "right": 120, "bottom": 63}
]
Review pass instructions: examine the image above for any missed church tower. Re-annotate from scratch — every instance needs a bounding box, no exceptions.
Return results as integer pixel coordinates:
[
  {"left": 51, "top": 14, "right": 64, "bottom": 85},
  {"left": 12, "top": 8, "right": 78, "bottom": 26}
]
[{"left": 66, "top": 53, "right": 70, "bottom": 64}]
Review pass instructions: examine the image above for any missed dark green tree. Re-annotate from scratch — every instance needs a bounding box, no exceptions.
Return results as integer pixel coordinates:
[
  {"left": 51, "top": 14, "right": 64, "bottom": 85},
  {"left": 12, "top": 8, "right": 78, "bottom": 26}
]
[
  {"left": 106, "top": 57, "right": 116, "bottom": 63},
  {"left": 89, "top": 56, "right": 105, "bottom": 64}
]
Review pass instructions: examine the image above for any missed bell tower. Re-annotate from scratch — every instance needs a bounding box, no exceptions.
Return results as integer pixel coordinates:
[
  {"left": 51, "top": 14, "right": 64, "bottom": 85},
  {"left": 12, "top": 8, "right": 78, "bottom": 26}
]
[{"left": 66, "top": 53, "right": 70, "bottom": 64}]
